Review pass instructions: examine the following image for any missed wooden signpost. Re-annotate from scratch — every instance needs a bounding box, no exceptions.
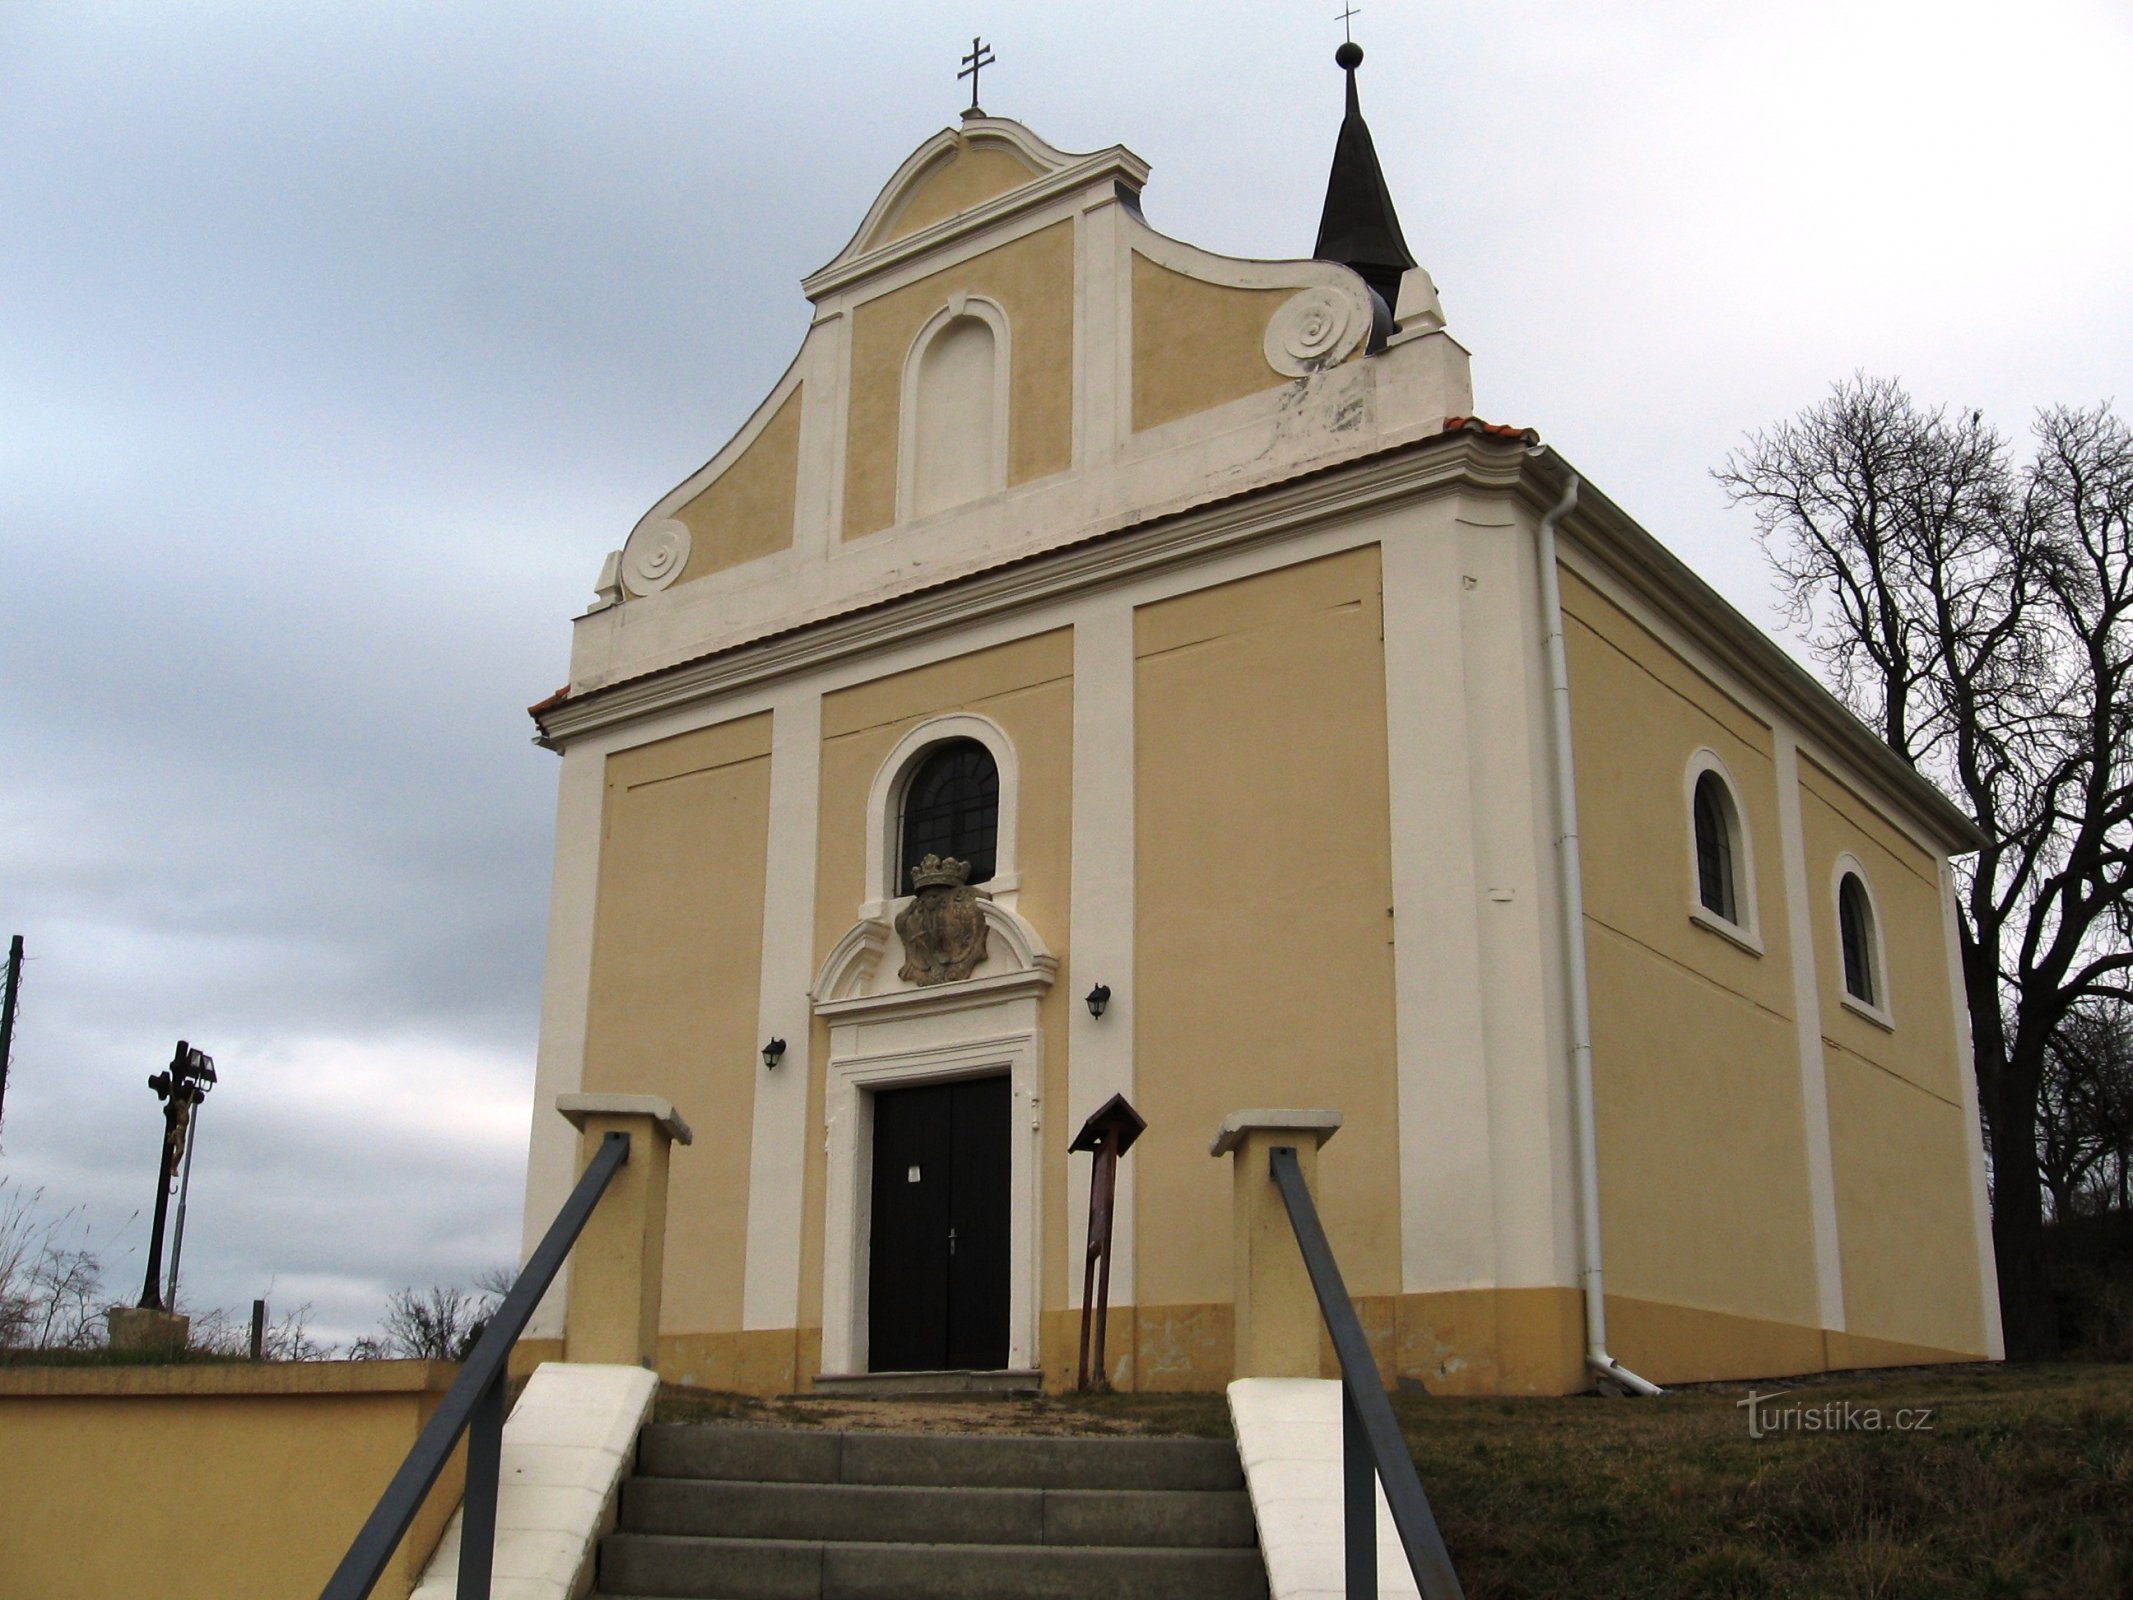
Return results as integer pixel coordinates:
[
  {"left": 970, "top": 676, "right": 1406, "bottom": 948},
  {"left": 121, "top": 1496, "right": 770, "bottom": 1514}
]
[{"left": 1070, "top": 1093, "right": 1146, "bottom": 1392}]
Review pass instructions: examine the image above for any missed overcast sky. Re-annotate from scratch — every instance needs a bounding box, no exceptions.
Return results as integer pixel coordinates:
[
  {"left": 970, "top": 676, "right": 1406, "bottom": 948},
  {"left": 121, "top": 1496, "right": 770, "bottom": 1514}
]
[{"left": 2, "top": 2, "right": 2127, "bottom": 1349}]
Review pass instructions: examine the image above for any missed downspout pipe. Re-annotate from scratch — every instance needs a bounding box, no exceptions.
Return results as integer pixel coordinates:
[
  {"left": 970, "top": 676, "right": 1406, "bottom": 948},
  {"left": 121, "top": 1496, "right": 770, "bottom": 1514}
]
[{"left": 1531, "top": 455, "right": 1664, "bottom": 1398}]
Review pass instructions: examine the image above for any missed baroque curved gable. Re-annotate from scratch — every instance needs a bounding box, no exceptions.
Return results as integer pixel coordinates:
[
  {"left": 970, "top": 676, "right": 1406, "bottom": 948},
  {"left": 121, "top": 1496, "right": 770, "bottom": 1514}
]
[{"left": 587, "top": 114, "right": 1472, "bottom": 693}]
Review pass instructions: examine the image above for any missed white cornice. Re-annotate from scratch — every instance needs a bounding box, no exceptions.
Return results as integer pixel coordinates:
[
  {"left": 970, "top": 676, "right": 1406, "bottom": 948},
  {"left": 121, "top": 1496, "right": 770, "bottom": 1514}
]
[
  {"left": 535, "top": 431, "right": 1513, "bottom": 746},
  {"left": 1518, "top": 452, "right": 1989, "bottom": 856},
  {"left": 803, "top": 130, "right": 1148, "bottom": 303}
]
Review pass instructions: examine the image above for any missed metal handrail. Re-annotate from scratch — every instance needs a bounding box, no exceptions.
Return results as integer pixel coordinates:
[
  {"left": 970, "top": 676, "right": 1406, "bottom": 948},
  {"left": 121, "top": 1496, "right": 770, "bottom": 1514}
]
[
  {"left": 1269, "top": 1144, "right": 1463, "bottom": 1600},
  {"left": 319, "top": 1129, "right": 632, "bottom": 1600}
]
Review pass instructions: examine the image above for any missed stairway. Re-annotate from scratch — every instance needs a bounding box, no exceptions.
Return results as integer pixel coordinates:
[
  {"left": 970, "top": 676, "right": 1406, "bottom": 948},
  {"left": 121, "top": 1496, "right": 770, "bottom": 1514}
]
[{"left": 596, "top": 1422, "right": 1270, "bottom": 1600}]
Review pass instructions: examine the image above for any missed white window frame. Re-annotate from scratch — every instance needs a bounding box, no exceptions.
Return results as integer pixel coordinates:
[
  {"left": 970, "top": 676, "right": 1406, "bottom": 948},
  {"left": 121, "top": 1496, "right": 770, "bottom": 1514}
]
[
  {"left": 863, "top": 713, "right": 1021, "bottom": 921},
  {"left": 895, "top": 293, "right": 1013, "bottom": 525},
  {"left": 1683, "top": 748, "right": 1763, "bottom": 955},
  {"left": 1832, "top": 854, "right": 1895, "bottom": 1029}
]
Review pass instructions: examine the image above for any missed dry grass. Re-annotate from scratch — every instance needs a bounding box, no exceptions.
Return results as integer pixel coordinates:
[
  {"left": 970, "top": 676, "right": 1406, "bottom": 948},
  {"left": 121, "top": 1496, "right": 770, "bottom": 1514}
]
[
  {"left": 658, "top": 1363, "right": 2133, "bottom": 1598},
  {"left": 1398, "top": 1363, "right": 2133, "bottom": 1600}
]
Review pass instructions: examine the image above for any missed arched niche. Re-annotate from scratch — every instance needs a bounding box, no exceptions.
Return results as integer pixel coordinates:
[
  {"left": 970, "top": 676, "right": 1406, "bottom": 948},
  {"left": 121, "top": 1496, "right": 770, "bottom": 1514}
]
[{"left": 897, "top": 294, "right": 1012, "bottom": 523}]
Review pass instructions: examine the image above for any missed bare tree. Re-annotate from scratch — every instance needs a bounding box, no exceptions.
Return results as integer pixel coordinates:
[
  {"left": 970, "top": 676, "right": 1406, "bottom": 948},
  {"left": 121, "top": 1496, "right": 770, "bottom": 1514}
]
[
  {"left": 2035, "top": 1000, "right": 2133, "bottom": 1217},
  {"left": 371, "top": 1270, "right": 513, "bottom": 1361},
  {"left": 0, "top": 1180, "right": 110, "bottom": 1352},
  {"left": 1719, "top": 378, "right": 2133, "bottom": 1359}
]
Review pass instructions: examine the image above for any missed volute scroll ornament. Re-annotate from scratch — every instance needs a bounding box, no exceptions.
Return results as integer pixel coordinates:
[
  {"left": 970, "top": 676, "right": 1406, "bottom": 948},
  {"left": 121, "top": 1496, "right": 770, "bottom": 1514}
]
[
  {"left": 621, "top": 518, "right": 691, "bottom": 595},
  {"left": 894, "top": 854, "right": 991, "bottom": 985}
]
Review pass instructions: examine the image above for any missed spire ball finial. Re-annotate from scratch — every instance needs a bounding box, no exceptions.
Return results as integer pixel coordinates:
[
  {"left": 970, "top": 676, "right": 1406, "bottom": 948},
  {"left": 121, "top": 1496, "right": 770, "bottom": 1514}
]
[{"left": 1335, "top": 40, "right": 1363, "bottom": 70}]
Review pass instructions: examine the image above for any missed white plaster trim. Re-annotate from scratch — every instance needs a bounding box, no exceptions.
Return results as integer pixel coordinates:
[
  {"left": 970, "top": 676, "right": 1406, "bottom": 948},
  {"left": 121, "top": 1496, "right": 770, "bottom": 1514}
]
[
  {"left": 1228, "top": 1378, "right": 1421, "bottom": 1600},
  {"left": 1940, "top": 856, "right": 2004, "bottom": 1359},
  {"left": 1210, "top": 1110, "right": 1343, "bottom": 1157},
  {"left": 1689, "top": 904, "right": 1766, "bottom": 957},
  {"left": 1831, "top": 853, "right": 1896, "bottom": 1028},
  {"left": 861, "top": 713, "right": 1022, "bottom": 913},
  {"left": 409, "top": 1362, "right": 657, "bottom": 1600},
  {"left": 1683, "top": 747, "right": 1763, "bottom": 951},
  {"left": 545, "top": 438, "right": 1512, "bottom": 747},
  {"left": 894, "top": 294, "right": 1013, "bottom": 525},
  {"left": 620, "top": 335, "right": 814, "bottom": 596},
  {"left": 1264, "top": 287, "right": 1371, "bottom": 377},
  {"left": 817, "top": 1014, "right": 1047, "bottom": 1378},
  {"left": 742, "top": 689, "right": 824, "bottom": 1331},
  {"left": 813, "top": 895, "right": 1055, "bottom": 1377},
  {"left": 1381, "top": 507, "right": 1499, "bottom": 1296},
  {"left": 1065, "top": 605, "right": 1136, "bottom": 1310},
  {"left": 813, "top": 919, "right": 892, "bottom": 1004},
  {"left": 1775, "top": 729, "right": 1846, "bottom": 1333},
  {"left": 813, "top": 898, "right": 1058, "bottom": 1019},
  {"left": 806, "top": 119, "right": 1149, "bottom": 300},
  {"left": 518, "top": 746, "right": 608, "bottom": 1339},
  {"left": 556, "top": 1093, "right": 694, "bottom": 1145},
  {"left": 1125, "top": 212, "right": 1376, "bottom": 302}
]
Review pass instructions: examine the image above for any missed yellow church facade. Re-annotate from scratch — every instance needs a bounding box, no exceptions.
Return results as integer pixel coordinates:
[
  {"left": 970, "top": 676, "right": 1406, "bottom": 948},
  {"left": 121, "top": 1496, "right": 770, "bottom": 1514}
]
[{"left": 516, "top": 86, "right": 2000, "bottom": 1397}]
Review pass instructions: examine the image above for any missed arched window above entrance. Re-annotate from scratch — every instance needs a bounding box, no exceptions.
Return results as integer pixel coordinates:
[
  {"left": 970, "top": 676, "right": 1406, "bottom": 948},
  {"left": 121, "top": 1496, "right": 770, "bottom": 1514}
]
[
  {"left": 863, "top": 713, "right": 1022, "bottom": 914},
  {"left": 899, "top": 739, "right": 999, "bottom": 887}
]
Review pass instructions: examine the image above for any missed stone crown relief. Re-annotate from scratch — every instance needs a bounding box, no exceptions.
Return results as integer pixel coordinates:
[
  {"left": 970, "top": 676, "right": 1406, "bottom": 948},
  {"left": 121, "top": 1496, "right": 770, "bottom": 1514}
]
[{"left": 894, "top": 854, "right": 992, "bottom": 985}]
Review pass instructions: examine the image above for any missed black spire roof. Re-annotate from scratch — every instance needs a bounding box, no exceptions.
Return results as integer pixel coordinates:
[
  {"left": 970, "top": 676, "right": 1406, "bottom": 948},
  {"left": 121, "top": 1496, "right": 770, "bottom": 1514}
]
[{"left": 1312, "top": 42, "right": 1416, "bottom": 309}]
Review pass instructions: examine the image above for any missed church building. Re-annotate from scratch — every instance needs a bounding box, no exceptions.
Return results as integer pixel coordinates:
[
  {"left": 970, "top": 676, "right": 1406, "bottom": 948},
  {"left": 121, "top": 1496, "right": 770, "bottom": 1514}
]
[{"left": 516, "top": 50, "right": 2002, "bottom": 1396}]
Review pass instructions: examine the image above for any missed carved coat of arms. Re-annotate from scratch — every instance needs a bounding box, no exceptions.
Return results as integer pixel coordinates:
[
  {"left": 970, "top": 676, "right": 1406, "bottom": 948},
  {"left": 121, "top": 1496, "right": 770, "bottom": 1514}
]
[{"left": 895, "top": 854, "right": 991, "bottom": 985}]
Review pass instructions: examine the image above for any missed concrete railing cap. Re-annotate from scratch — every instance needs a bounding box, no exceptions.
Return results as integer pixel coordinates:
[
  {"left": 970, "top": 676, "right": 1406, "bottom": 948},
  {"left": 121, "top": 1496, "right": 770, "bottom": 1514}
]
[
  {"left": 1209, "top": 1108, "right": 1343, "bottom": 1157},
  {"left": 557, "top": 1092, "right": 694, "bottom": 1145}
]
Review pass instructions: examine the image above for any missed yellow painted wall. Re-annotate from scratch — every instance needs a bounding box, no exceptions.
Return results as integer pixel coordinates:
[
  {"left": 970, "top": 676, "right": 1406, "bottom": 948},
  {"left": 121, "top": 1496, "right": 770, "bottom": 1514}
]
[
  {"left": 1562, "top": 574, "right": 1825, "bottom": 1335},
  {"left": 842, "top": 222, "right": 1075, "bottom": 539},
  {"left": 0, "top": 1362, "right": 462, "bottom": 1600},
  {"left": 805, "top": 630, "right": 1077, "bottom": 1356},
  {"left": 1131, "top": 546, "right": 1401, "bottom": 1387},
  {"left": 872, "top": 141, "right": 1040, "bottom": 245},
  {"left": 673, "top": 388, "right": 802, "bottom": 584},
  {"left": 583, "top": 713, "right": 772, "bottom": 1340},
  {"left": 1130, "top": 253, "right": 1292, "bottom": 432},
  {"left": 1799, "top": 756, "right": 1988, "bottom": 1354}
]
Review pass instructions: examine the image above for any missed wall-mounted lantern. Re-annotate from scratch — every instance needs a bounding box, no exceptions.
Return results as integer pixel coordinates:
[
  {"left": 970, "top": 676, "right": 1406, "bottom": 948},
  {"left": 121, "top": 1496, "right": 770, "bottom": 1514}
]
[
  {"left": 761, "top": 1037, "right": 786, "bottom": 1070},
  {"left": 1085, "top": 984, "right": 1111, "bottom": 1019}
]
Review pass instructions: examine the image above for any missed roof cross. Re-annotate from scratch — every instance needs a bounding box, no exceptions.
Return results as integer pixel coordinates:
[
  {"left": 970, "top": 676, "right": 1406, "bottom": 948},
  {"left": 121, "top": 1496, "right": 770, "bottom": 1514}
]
[
  {"left": 1336, "top": 4, "right": 1360, "bottom": 43},
  {"left": 958, "top": 37, "right": 995, "bottom": 117}
]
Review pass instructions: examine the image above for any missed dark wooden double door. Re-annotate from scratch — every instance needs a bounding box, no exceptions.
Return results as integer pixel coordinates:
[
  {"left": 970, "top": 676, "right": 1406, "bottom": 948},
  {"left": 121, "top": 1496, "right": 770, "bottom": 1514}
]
[{"left": 867, "top": 1075, "right": 1010, "bottom": 1372}]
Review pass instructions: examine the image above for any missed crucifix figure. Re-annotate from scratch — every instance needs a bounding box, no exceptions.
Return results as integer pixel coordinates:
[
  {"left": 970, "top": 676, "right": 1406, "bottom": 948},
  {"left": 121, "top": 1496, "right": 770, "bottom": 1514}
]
[
  {"left": 958, "top": 37, "right": 995, "bottom": 118},
  {"left": 1336, "top": 3, "right": 1360, "bottom": 43}
]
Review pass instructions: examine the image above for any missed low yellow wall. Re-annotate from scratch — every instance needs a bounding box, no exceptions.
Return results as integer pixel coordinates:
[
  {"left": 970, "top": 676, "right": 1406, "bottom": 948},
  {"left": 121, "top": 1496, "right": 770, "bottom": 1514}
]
[{"left": 0, "top": 1360, "right": 464, "bottom": 1600}]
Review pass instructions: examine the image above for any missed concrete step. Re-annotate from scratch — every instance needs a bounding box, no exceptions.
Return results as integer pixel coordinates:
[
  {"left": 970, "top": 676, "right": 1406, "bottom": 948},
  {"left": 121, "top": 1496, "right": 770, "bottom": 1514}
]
[
  {"left": 620, "top": 1477, "right": 1257, "bottom": 1548},
  {"left": 600, "top": 1533, "right": 1269, "bottom": 1600},
  {"left": 809, "top": 1368, "right": 1042, "bottom": 1398},
  {"left": 636, "top": 1425, "right": 1245, "bottom": 1491}
]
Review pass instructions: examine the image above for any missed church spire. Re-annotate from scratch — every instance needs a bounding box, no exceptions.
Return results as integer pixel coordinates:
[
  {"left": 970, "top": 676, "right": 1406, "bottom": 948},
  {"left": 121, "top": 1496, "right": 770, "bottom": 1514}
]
[{"left": 1311, "top": 41, "right": 1416, "bottom": 309}]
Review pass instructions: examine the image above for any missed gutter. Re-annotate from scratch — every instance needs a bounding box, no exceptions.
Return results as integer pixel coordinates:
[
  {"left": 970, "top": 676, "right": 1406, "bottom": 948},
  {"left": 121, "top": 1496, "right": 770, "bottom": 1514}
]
[{"left": 1531, "top": 457, "right": 1664, "bottom": 1398}]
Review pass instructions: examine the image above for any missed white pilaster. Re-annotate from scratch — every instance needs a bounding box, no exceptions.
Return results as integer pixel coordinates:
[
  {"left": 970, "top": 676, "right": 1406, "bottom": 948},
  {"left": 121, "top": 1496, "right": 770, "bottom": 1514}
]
[
  {"left": 1775, "top": 728, "right": 1847, "bottom": 1332},
  {"left": 1066, "top": 604, "right": 1137, "bottom": 1307},
  {"left": 741, "top": 690, "right": 825, "bottom": 1330},
  {"left": 1074, "top": 195, "right": 1127, "bottom": 468},
  {"left": 1380, "top": 507, "right": 1500, "bottom": 1292},
  {"left": 1941, "top": 857, "right": 2005, "bottom": 1359},
  {"left": 520, "top": 743, "right": 610, "bottom": 1337},
  {"left": 793, "top": 315, "right": 845, "bottom": 565}
]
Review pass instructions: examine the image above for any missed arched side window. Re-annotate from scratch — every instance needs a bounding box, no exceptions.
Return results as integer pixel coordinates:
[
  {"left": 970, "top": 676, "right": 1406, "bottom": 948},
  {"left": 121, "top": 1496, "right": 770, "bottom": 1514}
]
[
  {"left": 863, "top": 714, "right": 1022, "bottom": 915},
  {"left": 1832, "top": 857, "right": 1893, "bottom": 1026},
  {"left": 1682, "top": 750, "right": 1761, "bottom": 952},
  {"left": 899, "top": 739, "right": 999, "bottom": 886},
  {"left": 897, "top": 294, "right": 1011, "bottom": 523}
]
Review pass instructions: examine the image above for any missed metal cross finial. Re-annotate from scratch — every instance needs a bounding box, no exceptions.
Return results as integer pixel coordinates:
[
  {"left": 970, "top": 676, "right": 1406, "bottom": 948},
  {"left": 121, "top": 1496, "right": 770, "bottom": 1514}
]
[
  {"left": 1336, "top": 3, "right": 1360, "bottom": 43},
  {"left": 958, "top": 37, "right": 995, "bottom": 116}
]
